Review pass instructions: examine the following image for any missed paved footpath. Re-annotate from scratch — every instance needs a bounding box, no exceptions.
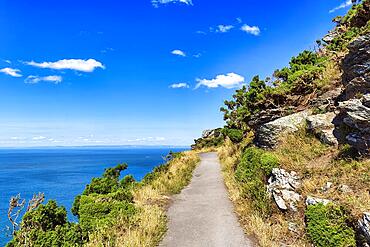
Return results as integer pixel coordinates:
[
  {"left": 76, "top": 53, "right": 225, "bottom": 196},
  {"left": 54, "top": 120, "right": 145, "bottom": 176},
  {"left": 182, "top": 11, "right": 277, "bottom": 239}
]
[{"left": 160, "top": 152, "right": 254, "bottom": 247}]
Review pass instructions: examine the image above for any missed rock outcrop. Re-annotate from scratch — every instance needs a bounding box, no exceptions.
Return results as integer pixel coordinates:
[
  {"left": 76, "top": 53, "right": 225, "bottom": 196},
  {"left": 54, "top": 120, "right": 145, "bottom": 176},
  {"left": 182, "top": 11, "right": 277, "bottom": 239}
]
[
  {"left": 342, "top": 34, "right": 370, "bottom": 100},
  {"left": 191, "top": 128, "right": 224, "bottom": 150},
  {"left": 255, "top": 110, "right": 311, "bottom": 148},
  {"left": 334, "top": 34, "right": 370, "bottom": 155},
  {"left": 305, "top": 196, "right": 331, "bottom": 206},
  {"left": 335, "top": 94, "right": 370, "bottom": 154},
  {"left": 267, "top": 168, "right": 301, "bottom": 212},
  {"left": 359, "top": 212, "right": 370, "bottom": 245},
  {"left": 309, "top": 87, "right": 343, "bottom": 112},
  {"left": 307, "top": 112, "right": 338, "bottom": 146}
]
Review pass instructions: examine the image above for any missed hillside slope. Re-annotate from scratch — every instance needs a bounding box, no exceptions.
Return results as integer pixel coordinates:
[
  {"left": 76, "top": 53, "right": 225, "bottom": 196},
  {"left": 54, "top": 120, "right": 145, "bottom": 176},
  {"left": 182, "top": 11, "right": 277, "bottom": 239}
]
[{"left": 193, "top": 1, "right": 370, "bottom": 246}]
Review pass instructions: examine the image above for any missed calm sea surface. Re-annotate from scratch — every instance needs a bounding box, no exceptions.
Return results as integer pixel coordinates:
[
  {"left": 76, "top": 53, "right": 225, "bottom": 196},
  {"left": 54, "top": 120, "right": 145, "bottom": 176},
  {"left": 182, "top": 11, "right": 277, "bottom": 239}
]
[{"left": 0, "top": 146, "right": 187, "bottom": 246}]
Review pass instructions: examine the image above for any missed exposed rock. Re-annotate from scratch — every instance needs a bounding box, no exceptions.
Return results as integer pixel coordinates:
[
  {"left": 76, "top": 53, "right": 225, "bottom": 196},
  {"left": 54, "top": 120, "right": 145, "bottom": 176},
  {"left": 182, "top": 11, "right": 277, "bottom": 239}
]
[
  {"left": 321, "top": 182, "right": 333, "bottom": 192},
  {"left": 267, "top": 168, "right": 301, "bottom": 212},
  {"left": 247, "top": 107, "right": 291, "bottom": 129},
  {"left": 201, "top": 128, "right": 222, "bottom": 139},
  {"left": 305, "top": 196, "right": 331, "bottom": 206},
  {"left": 359, "top": 212, "right": 370, "bottom": 245},
  {"left": 191, "top": 128, "right": 224, "bottom": 150},
  {"left": 342, "top": 34, "right": 370, "bottom": 100},
  {"left": 335, "top": 94, "right": 370, "bottom": 154},
  {"left": 339, "top": 97, "right": 370, "bottom": 130},
  {"left": 256, "top": 110, "right": 311, "bottom": 149},
  {"left": 307, "top": 112, "right": 338, "bottom": 146},
  {"left": 309, "top": 87, "right": 343, "bottom": 112},
  {"left": 288, "top": 222, "right": 299, "bottom": 234},
  {"left": 323, "top": 31, "right": 337, "bottom": 43},
  {"left": 338, "top": 184, "right": 353, "bottom": 193}
]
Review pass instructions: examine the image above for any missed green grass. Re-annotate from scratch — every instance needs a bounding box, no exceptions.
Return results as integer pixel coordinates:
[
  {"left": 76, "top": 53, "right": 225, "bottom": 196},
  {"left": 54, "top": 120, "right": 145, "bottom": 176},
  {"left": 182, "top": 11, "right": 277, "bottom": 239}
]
[
  {"left": 305, "top": 203, "right": 356, "bottom": 247},
  {"left": 234, "top": 147, "right": 279, "bottom": 216}
]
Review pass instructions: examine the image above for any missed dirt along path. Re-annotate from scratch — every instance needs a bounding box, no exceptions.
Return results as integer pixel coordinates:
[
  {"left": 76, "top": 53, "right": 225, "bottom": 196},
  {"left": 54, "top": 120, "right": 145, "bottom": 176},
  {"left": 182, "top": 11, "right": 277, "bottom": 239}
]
[{"left": 160, "top": 152, "right": 253, "bottom": 247}]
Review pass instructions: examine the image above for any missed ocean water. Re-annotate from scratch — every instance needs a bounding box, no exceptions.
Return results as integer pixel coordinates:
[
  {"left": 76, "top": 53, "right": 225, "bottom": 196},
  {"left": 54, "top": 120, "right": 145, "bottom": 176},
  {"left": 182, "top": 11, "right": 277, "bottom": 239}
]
[{"left": 0, "top": 146, "right": 187, "bottom": 246}]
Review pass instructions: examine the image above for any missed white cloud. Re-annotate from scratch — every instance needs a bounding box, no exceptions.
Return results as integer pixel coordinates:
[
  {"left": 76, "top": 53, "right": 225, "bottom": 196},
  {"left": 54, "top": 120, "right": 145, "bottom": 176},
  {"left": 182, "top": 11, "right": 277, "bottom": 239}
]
[
  {"left": 193, "top": 53, "right": 202, "bottom": 58},
  {"left": 196, "top": 30, "right": 207, "bottom": 35},
  {"left": 3, "top": 60, "right": 11, "bottom": 64},
  {"left": 236, "top": 17, "right": 242, "bottom": 24},
  {"left": 0, "top": 68, "right": 22, "bottom": 77},
  {"left": 25, "top": 75, "right": 62, "bottom": 84},
  {"left": 215, "top": 25, "right": 234, "bottom": 33},
  {"left": 128, "top": 136, "right": 166, "bottom": 142},
  {"left": 241, "top": 24, "right": 261, "bottom": 36},
  {"left": 32, "top": 136, "right": 46, "bottom": 140},
  {"left": 329, "top": 0, "right": 353, "bottom": 13},
  {"left": 152, "top": 0, "right": 192, "bottom": 7},
  {"left": 195, "top": 72, "right": 245, "bottom": 89},
  {"left": 171, "top": 49, "right": 186, "bottom": 57},
  {"left": 100, "top": 47, "right": 114, "bottom": 53},
  {"left": 26, "top": 59, "right": 105, "bottom": 72},
  {"left": 170, "top": 82, "right": 190, "bottom": 88}
]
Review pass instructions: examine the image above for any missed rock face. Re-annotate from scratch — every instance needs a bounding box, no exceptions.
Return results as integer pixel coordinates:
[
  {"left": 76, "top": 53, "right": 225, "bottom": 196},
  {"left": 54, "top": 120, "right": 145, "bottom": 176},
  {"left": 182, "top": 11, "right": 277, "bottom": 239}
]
[
  {"left": 309, "top": 87, "right": 343, "bottom": 112},
  {"left": 359, "top": 212, "right": 370, "bottom": 245},
  {"left": 335, "top": 94, "right": 370, "bottom": 154},
  {"left": 201, "top": 128, "right": 222, "bottom": 139},
  {"left": 307, "top": 112, "right": 338, "bottom": 146},
  {"left": 247, "top": 108, "right": 291, "bottom": 129},
  {"left": 255, "top": 110, "right": 311, "bottom": 149},
  {"left": 342, "top": 34, "right": 370, "bottom": 100},
  {"left": 191, "top": 128, "right": 224, "bottom": 150},
  {"left": 334, "top": 34, "right": 370, "bottom": 155},
  {"left": 305, "top": 196, "right": 331, "bottom": 206},
  {"left": 267, "top": 168, "right": 301, "bottom": 212}
]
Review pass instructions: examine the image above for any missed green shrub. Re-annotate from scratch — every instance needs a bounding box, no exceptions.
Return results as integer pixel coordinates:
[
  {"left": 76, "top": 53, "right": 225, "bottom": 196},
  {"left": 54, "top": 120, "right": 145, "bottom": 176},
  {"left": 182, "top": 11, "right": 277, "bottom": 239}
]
[
  {"left": 141, "top": 163, "right": 170, "bottom": 185},
  {"left": 234, "top": 147, "right": 279, "bottom": 216},
  {"left": 7, "top": 201, "right": 85, "bottom": 247},
  {"left": 221, "top": 51, "right": 327, "bottom": 131},
  {"left": 77, "top": 192, "right": 136, "bottom": 232},
  {"left": 83, "top": 163, "right": 128, "bottom": 195},
  {"left": 223, "top": 128, "right": 244, "bottom": 143},
  {"left": 305, "top": 203, "right": 356, "bottom": 247}
]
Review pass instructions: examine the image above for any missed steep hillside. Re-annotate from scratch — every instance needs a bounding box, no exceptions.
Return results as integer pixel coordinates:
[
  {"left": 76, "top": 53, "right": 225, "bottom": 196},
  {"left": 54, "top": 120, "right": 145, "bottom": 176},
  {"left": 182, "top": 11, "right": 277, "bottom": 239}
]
[{"left": 193, "top": 1, "right": 370, "bottom": 246}]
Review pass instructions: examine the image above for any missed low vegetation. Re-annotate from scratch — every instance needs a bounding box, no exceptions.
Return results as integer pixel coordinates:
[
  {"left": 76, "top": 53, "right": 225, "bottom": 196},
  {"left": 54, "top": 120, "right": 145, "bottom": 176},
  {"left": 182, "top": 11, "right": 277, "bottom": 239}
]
[
  {"left": 234, "top": 147, "right": 278, "bottom": 216},
  {"left": 7, "top": 151, "right": 200, "bottom": 247},
  {"left": 306, "top": 203, "right": 356, "bottom": 247},
  {"left": 214, "top": 2, "right": 370, "bottom": 246},
  {"left": 218, "top": 130, "right": 369, "bottom": 246}
]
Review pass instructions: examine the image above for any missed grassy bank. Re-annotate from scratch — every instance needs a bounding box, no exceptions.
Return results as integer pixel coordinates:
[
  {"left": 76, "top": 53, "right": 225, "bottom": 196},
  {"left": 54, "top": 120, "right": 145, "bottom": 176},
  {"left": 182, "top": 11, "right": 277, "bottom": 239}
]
[
  {"left": 8, "top": 150, "right": 200, "bottom": 247},
  {"left": 218, "top": 133, "right": 370, "bottom": 246}
]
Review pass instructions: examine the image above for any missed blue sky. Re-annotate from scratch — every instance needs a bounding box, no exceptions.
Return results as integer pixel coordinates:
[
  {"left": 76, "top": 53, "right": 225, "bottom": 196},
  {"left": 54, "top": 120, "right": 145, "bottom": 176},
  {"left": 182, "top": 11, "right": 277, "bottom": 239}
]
[{"left": 0, "top": 0, "right": 353, "bottom": 147}]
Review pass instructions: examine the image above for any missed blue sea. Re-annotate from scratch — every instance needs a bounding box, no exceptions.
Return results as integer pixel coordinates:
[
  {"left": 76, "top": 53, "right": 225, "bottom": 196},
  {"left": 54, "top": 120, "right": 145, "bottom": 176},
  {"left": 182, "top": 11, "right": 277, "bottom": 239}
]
[{"left": 0, "top": 146, "right": 187, "bottom": 246}]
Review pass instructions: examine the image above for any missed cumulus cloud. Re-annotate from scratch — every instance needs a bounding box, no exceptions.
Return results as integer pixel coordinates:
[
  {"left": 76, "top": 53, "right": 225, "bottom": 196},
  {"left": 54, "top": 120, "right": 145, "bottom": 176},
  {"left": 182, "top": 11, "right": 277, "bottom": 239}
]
[
  {"left": 241, "top": 24, "right": 261, "bottom": 36},
  {"left": 170, "top": 82, "right": 190, "bottom": 89},
  {"left": 152, "top": 0, "right": 193, "bottom": 7},
  {"left": 195, "top": 72, "right": 245, "bottom": 89},
  {"left": 215, "top": 25, "right": 234, "bottom": 33},
  {"left": 26, "top": 59, "right": 105, "bottom": 72},
  {"left": 0, "top": 68, "right": 22, "bottom": 77},
  {"left": 171, "top": 49, "right": 186, "bottom": 57},
  {"left": 329, "top": 0, "right": 353, "bottom": 13},
  {"left": 25, "top": 75, "right": 62, "bottom": 84}
]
